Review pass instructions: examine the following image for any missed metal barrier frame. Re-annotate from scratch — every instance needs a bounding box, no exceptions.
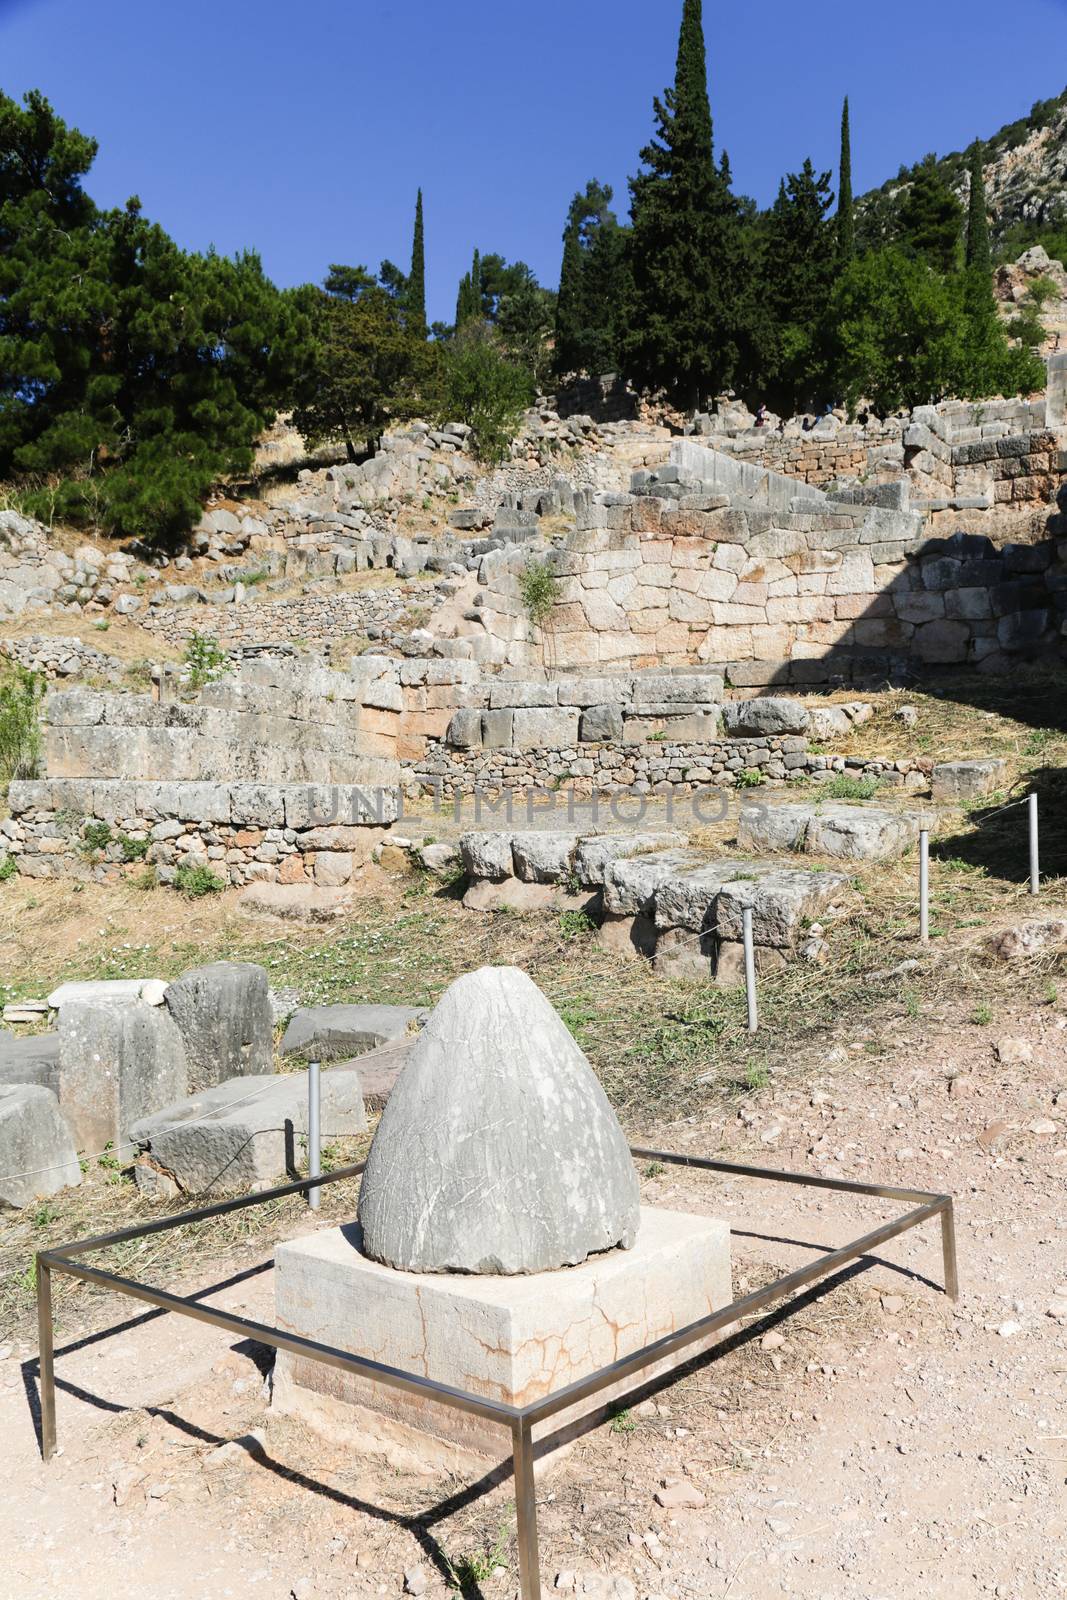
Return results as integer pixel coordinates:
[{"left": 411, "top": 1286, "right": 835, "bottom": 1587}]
[{"left": 36, "top": 1149, "right": 958, "bottom": 1600}]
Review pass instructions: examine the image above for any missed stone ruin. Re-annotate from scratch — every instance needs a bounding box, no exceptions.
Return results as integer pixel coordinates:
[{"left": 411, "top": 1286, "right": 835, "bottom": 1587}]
[{"left": 272, "top": 967, "right": 732, "bottom": 1465}]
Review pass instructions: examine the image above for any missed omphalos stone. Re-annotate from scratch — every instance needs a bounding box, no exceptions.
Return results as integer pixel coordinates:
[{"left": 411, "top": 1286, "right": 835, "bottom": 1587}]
[{"left": 358, "top": 966, "right": 639, "bottom": 1275}]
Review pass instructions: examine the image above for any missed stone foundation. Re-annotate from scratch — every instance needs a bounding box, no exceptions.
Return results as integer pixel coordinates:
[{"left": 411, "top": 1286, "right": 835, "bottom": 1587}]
[{"left": 273, "top": 1206, "right": 732, "bottom": 1466}]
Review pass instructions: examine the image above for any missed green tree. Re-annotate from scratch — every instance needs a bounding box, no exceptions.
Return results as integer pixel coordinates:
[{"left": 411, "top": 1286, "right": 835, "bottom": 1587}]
[
  {"left": 623, "top": 0, "right": 752, "bottom": 407},
  {"left": 434, "top": 326, "right": 534, "bottom": 463},
  {"left": 455, "top": 247, "right": 482, "bottom": 328},
  {"left": 407, "top": 188, "right": 427, "bottom": 337},
  {"left": 763, "top": 159, "right": 835, "bottom": 410},
  {"left": 831, "top": 248, "right": 967, "bottom": 412},
  {"left": 0, "top": 90, "right": 309, "bottom": 541},
  {"left": 964, "top": 141, "right": 992, "bottom": 275},
  {"left": 837, "top": 97, "right": 855, "bottom": 264},
  {"left": 496, "top": 277, "right": 555, "bottom": 388},
  {"left": 554, "top": 180, "right": 628, "bottom": 378},
  {"left": 898, "top": 155, "right": 964, "bottom": 273},
  {"left": 290, "top": 268, "right": 434, "bottom": 461}
]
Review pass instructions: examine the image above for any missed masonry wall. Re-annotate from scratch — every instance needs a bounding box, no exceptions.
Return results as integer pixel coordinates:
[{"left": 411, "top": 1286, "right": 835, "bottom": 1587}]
[{"left": 474, "top": 443, "right": 1067, "bottom": 681}]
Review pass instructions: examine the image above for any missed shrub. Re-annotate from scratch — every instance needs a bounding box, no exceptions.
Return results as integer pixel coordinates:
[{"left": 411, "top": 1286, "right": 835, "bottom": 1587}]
[
  {"left": 0, "top": 855, "right": 16, "bottom": 883},
  {"left": 182, "top": 634, "right": 231, "bottom": 691},
  {"left": 81, "top": 820, "right": 112, "bottom": 855},
  {"left": 117, "top": 833, "right": 149, "bottom": 863},
  {"left": 0, "top": 663, "right": 44, "bottom": 785},
  {"left": 823, "top": 773, "right": 881, "bottom": 801},
  {"left": 175, "top": 863, "right": 226, "bottom": 897},
  {"left": 435, "top": 330, "right": 534, "bottom": 464},
  {"left": 519, "top": 559, "right": 560, "bottom": 627}
]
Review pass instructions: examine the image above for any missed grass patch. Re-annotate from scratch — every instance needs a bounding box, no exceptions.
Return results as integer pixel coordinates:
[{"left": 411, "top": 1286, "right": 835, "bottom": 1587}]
[
  {"left": 822, "top": 773, "right": 881, "bottom": 801},
  {"left": 174, "top": 863, "right": 226, "bottom": 897}
]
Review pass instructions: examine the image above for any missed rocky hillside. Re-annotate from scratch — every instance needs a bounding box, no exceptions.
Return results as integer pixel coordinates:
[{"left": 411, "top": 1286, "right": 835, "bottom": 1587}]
[{"left": 865, "top": 87, "right": 1067, "bottom": 254}]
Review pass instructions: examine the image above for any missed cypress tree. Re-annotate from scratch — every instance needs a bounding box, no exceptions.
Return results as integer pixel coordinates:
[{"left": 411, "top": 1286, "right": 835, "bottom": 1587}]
[
  {"left": 837, "top": 97, "right": 855, "bottom": 264},
  {"left": 555, "top": 210, "right": 584, "bottom": 376},
  {"left": 455, "top": 246, "right": 481, "bottom": 328},
  {"left": 624, "top": 0, "right": 749, "bottom": 408},
  {"left": 408, "top": 189, "right": 426, "bottom": 337},
  {"left": 965, "top": 141, "right": 992, "bottom": 276}
]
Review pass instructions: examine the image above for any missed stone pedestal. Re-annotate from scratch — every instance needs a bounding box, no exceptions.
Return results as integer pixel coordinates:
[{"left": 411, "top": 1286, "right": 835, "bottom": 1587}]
[{"left": 273, "top": 1206, "right": 731, "bottom": 1469}]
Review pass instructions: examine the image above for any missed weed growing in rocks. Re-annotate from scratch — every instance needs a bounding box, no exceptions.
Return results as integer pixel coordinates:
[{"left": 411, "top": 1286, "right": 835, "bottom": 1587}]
[{"left": 174, "top": 863, "right": 226, "bottom": 897}]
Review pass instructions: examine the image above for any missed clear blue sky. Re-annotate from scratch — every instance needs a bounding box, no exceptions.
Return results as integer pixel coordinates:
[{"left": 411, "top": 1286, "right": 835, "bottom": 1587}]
[{"left": 2, "top": 0, "right": 1065, "bottom": 323}]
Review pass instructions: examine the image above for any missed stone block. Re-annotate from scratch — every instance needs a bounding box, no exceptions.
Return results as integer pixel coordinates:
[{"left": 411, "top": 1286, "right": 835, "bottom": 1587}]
[
  {"left": 510, "top": 831, "right": 581, "bottom": 883},
  {"left": 512, "top": 707, "right": 580, "bottom": 748},
  {"left": 804, "top": 805, "right": 920, "bottom": 861},
  {"left": 314, "top": 851, "right": 353, "bottom": 887},
  {"left": 723, "top": 697, "right": 810, "bottom": 737},
  {"left": 447, "top": 710, "right": 482, "bottom": 750},
  {"left": 273, "top": 1206, "right": 732, "bottom": 1462},
  {"left": 280, "top": 1004, "right": 426, "bottom": 1061},
  {"left": 603, "top": 850, "right": 703, "bottom": 917},
  {"left": 459, "top": 831, "right": 515, "bottom": 880},
  {"left": 164, "top": 962, "right": 273, "bottom": 1089},
  {"left": 574, "top": 833, "right": 689, "bottom": 888},
  {"left": 480, "top": 709, "right": 514, "bottom": 749},
  {"left": 737, "top": 804, "right": 809, "bottom": 854},
  {"left": 931, "top": 760, "right": 1006, "bottom": 804},
  {"left": 131, "top": 1068, "right": 367, "bottom": 1194},
  {"left": 57, "top": 998, "right": 188, "bottom": 1151},
  {"left": 580, "top": 705, "right": 623, "bottom": 742},
  {"left": 716, "top": 868, "right": 850, "bottom": 948},
  {"left": 0, "top": 1085, "right": 82, "bottom": 1209},
  {"left": 488, "top": 682, "right": 558, "bottom": 709},
  {"left": 557, "top": 677, "right": 633, "bottom": 707},
  {"left": 0, "top": 1032, "right": 60, "bottom": 1095}
]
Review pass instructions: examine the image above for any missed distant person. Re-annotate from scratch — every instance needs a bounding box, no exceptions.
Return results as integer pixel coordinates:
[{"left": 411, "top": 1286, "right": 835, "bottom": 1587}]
[{"left": 755, "top": 403, "right": 769, "bottom": 429}]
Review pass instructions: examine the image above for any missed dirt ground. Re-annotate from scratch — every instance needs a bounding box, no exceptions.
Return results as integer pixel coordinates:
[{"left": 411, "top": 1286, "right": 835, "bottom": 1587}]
[{"left": 2, "top": 980, "right": 1065, "bottom": 1600}]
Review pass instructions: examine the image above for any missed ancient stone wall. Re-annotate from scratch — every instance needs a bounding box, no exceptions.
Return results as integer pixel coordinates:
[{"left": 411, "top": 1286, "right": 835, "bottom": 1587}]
[{"left": 473, "top": 443, "right": 1067, "bottom": 681}]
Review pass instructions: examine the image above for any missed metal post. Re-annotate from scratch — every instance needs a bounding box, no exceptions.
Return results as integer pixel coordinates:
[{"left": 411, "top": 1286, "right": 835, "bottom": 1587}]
[
  {"left": 919, "top": 830, "right": 930, "bottom": 945},
  {"left": 940, "top": 1199, "right": 959, "bottom": 1302},
  {"left": 512, "top": 1418, "right": 541, "bottom": 1600},
  {"left": 1029, "top": 793, "right": 1040, "bottom": 897},
  {"left": 37, "top": 1254, "right": 56, "bottom": 1461},
  {"left": 743, "top": 907, "right": 758, "bottom": 1034},
  {"left": 307, "top": 1060, "right": 321, "bottom": 1212}
]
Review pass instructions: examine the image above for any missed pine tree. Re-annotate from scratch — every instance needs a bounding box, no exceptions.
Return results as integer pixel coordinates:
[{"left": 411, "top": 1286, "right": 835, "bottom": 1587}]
[
  {"left": 623, "top": 0, "right": 750, "bottom": 408},
  {"left": 407, "top": 189, "right": 426, "bottom": 336},
  {"left": 837, "top": 97, "right": 855, "bottom": 264},
  {"left": 898, "top": 156, "right": 963, "bottom": 274},
  {"left": 965, "top": 142, "right": 991, "bottom": 276}
]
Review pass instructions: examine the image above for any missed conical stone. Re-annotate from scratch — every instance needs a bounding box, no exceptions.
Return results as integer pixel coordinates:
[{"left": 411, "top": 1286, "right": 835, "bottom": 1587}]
[{"left": 358, "top": 966, "right": 640, "bottom": 1274}]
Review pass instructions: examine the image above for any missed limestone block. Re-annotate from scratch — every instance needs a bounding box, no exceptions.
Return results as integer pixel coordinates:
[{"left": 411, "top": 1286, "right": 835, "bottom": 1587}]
[
  {"left": 358, "top": 968, "right": 639, "bottom": 1274},
  {"left": 716, "top": 868, "right": 850, "bottom": 948},
  {"left": 461, "top": 877, "right": 562, "bottom": 913},
  {"left": 654, "top": 860, "right": 765, "bottom": 932},
  {"left": 0, "top": 1085, "right": 82, "bottom": 1209},
  {"left": 131, "top": 1069, "right": 366, "bottom": 1194},
  {"left": 510, "top": 831, "right": 581, "bottom": 883},
  {"left": 604, "top": 850, "right": 703, "bottom": 916},
  {"left": 480, "top": 709, "right": 514, "bottom": 749},
  {"left": 280, "top": 1004, "right": 426, "bottom": 1061},
  {"left": 273, "top": 1206, "right": 731, "bottom": 1461},
  {"left": 556, "top": 677, "right": 633, "bottom": 707},
  {"left": 913, "top": 619, "right": 970, "bottom": 664},
  {"left": 804, "top": 805, "right": 920, "bottom": 861},
  {"left": 0, "top": 1031, "right": 60, "bottom": 1094},
  {"left": 447, "top": 710, "right": 482, "bottom": 749},
  {"left": 512, "top": 707, "right": 580, "bottom": 749},
  {"left": 574, "top": 833, "right": 688, "bottom": 888},
  {"left": 314, "top": 851, "right": 353, "bottom": 887},
  {"left": 633, "top": 673, "right": 725, "bottom": 704},
  {"left": 737, "top": 803, "right": 810, "bottom": 853},
  {"left": 57, "top": 998, "right": 188, "bottom": 1151},
  {"left": 931, "top": 760, "right": 1007, "bottom": 803},
  {"left": 459, "top": 831, "right": 515, "bottom": 880},
  {"left": 580, "top": 704, "right": 623, "bottom": 742},
  {"left": 48, "top": 979, "right": 157, "bottom": 1008},
  {"left": 164, "top": 962, "right": 273, "bottom": 1089},
  {"left": 488, "top": 682, "right": 557, "bottom": 709},
  {"left": 806, "top": 705, "right": 852, "bottom": 741},
  {"left": 722, "top": 697, "right": 809, "bottom": 737}
]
